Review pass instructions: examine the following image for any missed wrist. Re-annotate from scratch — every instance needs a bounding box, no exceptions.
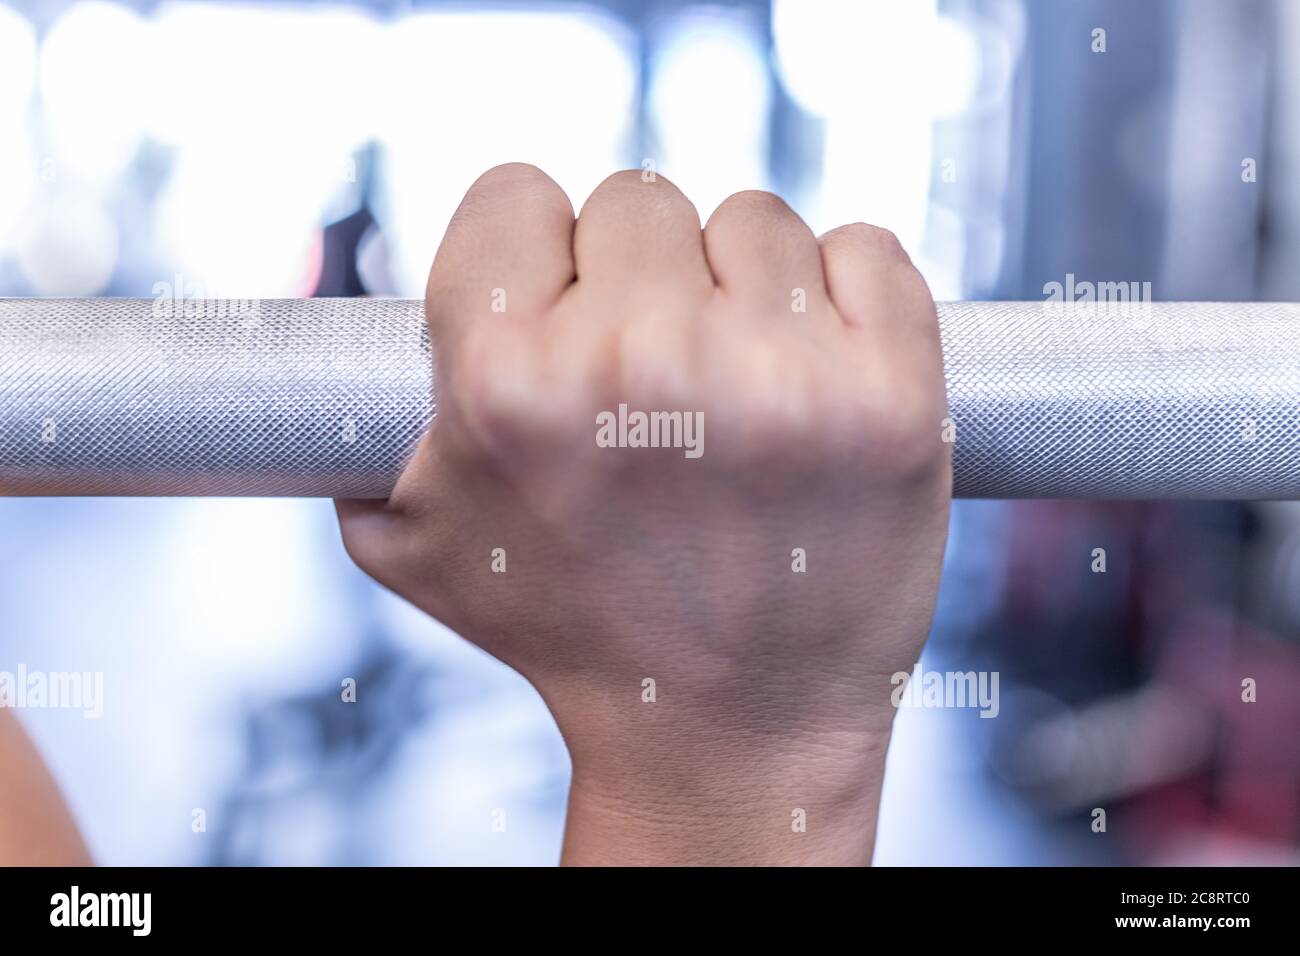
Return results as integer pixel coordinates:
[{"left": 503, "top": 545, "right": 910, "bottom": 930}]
[{"left": 557, "top": 711, "right": 895, "bottom": 866}]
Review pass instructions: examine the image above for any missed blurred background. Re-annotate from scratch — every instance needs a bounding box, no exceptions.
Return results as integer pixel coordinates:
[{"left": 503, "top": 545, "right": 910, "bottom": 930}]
[{"left": 1, "top": 0, "right": 1297, "bottom": 865}]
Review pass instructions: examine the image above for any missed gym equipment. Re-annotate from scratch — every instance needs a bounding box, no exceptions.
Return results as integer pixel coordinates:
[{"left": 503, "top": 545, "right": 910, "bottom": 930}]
[{"left": 1, "top": 298, "right": 1296, "bottom": 498}]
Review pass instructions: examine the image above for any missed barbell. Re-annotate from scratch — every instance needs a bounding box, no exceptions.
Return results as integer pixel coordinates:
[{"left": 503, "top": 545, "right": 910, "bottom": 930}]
[{"left": 1, "top": 297, "right": 1297, "bottom": 499}]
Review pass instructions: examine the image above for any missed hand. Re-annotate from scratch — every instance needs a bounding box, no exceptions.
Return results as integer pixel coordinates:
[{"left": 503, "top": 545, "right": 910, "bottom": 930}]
[{"left": 336, "top": 164, "right": 951, "bottom": 865}]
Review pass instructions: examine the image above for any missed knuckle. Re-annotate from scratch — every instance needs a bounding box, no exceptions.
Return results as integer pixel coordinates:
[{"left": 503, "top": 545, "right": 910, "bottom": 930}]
[
  {"left": 827, "top": 222, "right": 911, "bottom": 264},
  {"left": 735, "top": 350, "right": 948, "bottom": 479},
  {"left": 449, "top": 164, "right": 571, "bottom": 236},
  {"left": 706, "top": 191, "right": 813, "bottom": 267},
  {"left": 612, "top": 321, "right": 689, "bottom": 410},
  {"left": 445, "top": 325, "right": 537, "bottom": 459},
  {"left": 716, "top": 344, "right": 816, "bottom": 461},
  {"left": 469, "top": 162, "right": 561, "bottom": 200},
  {"left": 713, "top": 189, "right": 796, "bottom": 225},
  {"left": 858, "top": 377, "right": 950, "bottom": 478},
  {"left": 596, "top": 168, "right": 653, "bottom": 191},
  {"left": 584, "top": 170, "right": 700, "bottom": 226}
]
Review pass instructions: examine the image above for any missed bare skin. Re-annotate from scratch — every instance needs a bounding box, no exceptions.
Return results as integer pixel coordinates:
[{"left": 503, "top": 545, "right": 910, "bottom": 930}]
[
  {"left": 0, "top": 709, "right": 92, "bottom": 865},
  {"left": 337, "top": 164, "right": 952, "bottom": 865}
]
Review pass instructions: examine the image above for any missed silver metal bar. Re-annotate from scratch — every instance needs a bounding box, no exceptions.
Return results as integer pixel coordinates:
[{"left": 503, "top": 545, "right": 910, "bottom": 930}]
[{"left": 1, "top": 298, "right": 1296, "bottom": 499}]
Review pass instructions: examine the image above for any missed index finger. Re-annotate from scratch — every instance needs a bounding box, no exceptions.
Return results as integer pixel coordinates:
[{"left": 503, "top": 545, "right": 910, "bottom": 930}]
[{"left": 425, "top": 163, "right": 577, "bottom": 349}]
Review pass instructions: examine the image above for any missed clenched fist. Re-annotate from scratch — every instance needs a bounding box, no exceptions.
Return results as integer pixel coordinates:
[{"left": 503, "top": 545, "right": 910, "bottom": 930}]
[{"left": 336, "top": 164, "right": 951, "bottom": 865}]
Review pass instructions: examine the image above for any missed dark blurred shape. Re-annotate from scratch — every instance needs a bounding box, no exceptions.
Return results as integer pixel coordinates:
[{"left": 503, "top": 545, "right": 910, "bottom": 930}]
[
  {"left": 207, "top": 642, "right": 437, "bottom": 867},
  {"left": 314, "top": 143, "right": 381, "bottom": 298}
]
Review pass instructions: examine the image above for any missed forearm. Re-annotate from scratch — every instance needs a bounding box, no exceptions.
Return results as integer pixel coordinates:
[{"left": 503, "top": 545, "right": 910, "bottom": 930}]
[{"left": 0, "top": 709, "right": 92, "bottom": 866}]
